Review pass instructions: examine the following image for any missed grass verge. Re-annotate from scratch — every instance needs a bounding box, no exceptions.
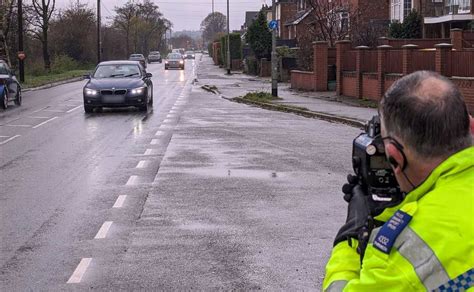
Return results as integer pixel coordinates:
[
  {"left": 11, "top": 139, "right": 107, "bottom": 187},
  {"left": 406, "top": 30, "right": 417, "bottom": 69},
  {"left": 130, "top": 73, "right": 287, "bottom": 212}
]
[
  {"left": 241, "top": 92, "right": 282, "bottom": 103},
  {"left": 21, "top": 70, "right": 90, "bottom": 89}
]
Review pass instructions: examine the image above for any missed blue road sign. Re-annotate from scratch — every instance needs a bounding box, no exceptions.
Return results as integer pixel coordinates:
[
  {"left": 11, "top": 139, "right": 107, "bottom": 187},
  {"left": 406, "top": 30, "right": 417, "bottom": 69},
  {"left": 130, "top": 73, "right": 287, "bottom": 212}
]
[{"left": 268, "top": 20, "right": 278, "bottom": 31}]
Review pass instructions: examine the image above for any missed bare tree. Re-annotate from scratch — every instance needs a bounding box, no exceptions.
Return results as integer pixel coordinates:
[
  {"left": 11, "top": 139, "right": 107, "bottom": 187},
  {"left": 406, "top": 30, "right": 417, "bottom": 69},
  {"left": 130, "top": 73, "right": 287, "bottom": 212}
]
[
  {"left": 114, "top": 1, "right": 137, "bottom": 57},
  {"left": 26, "top": 0, "right": 56, "bottom": 70},
  {"left": 200, "top": 12, "right": 226, "bottom": 44},
  {"left": 0, "top": 0, "right": 16, "bottom": 64},
  {"left": 306, "top": 0, "right": 351, "bottom": 47}
]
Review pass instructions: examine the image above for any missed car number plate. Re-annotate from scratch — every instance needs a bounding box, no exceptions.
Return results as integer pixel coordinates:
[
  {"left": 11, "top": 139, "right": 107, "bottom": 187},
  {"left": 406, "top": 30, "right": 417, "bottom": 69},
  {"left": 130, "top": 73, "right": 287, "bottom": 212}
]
[{"left": 102, "top": 95, "right": 125, "bottom": 103}]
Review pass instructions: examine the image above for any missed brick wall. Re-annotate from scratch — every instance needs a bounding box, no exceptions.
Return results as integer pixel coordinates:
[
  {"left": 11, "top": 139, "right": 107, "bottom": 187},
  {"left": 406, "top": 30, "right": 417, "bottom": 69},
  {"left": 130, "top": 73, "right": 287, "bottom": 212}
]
[
  {"left": 291, "top": 71, "right": 315, "bottom": 91},
  {"left": 362, "top": 73, "right": 380, "bottom": 101},
  {"left": 452, "top": 78, "right": 474, "bottom": 114},
  {"left": 342, "top": 72, "right": 357, "bottom": 97},
  {"left": 260, "top": 58, "right": 271, "bottom": 77}
]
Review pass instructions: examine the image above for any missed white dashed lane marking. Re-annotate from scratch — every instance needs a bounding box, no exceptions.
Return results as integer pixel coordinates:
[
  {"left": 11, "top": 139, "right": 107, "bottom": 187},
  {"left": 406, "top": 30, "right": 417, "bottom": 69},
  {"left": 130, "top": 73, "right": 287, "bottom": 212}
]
[
  {"left": 67, "top": 258, "right": 92, "bottom": 284},
  {"left": 136, "top": 160, "right": 148, "bottom": 168},
  {"left": 113, "top": 195, "right": 127, "bottom": 208},
  {"left": 67, "top": 105, "right": 82, "bottom": 113},
  {"left": 94, "top": 221, "right": 113, "bottom": 239},
  {"left": 150, "top": 139, "right": 159, "bottom": 145},
  {"left": 155, "top": 130, "right": 164, "bottom": 136},
  {"left": 32, "top": 117, "right": 58, "bottom": 129},
  {"left": 0, "top": 135, "right": 21, "bottom": 145},
  {"left": 126, "top": 175, "right": 139, "bottom": 185}
]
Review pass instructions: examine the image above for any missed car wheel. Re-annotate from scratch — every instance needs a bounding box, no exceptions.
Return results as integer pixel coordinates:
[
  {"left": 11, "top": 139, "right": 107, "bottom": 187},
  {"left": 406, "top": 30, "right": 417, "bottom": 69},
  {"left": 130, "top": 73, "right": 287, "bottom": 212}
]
[
  {"left": 14, "top": 87, "right": 22, "bottom": 106},
  {"left": 165, "top": 66, "right": 168, "bottom": 70},
  {"left": 149, "top": 86, "right": 153, "bottom": 106},
  {"left": 84, "top": 105, "right": 94, "bottom": 113},
  {"left": 1, "top": 89, "right": 8, "bottom": 109},
  {"left": 139, "top": 103, "right": 148, "bottom": 112}
]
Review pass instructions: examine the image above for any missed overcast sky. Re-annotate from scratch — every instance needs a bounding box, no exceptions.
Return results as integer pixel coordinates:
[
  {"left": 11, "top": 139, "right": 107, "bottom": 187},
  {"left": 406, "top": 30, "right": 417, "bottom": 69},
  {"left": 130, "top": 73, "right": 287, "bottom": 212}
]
[{"left": 61, "top": 0, "right": 268, "bottom": 32}]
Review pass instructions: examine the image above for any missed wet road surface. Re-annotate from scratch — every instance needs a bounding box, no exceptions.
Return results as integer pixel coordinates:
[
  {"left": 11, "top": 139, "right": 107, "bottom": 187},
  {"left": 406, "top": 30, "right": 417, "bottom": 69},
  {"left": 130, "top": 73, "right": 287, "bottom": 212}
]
[{"left": 0, "top": 55, "right": 361, "bottom": 290}]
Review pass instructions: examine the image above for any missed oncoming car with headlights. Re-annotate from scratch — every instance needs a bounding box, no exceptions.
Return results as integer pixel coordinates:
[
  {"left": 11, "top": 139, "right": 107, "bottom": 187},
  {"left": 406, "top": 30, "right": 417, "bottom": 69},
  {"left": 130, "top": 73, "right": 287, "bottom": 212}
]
[
  {"left": 164, "top": 53, "right": 185, "bottom": 70},
  {"left": 83, "top": 61, "right": 153, "bottom": 113}
]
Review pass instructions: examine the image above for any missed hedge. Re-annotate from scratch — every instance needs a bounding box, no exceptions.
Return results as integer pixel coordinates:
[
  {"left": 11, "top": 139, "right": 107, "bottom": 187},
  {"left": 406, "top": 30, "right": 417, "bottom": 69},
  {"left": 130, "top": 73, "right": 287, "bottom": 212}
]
[{"left": 220, "top": 33, "right": 242, "bottom": 68}]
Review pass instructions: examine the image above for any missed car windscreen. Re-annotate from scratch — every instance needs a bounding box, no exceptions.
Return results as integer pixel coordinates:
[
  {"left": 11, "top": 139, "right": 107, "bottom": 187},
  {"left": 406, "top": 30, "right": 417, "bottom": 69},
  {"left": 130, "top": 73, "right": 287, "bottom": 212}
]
[
  {"left": 185, "top": 51, "right": 193, "bottom": 54},
  {"left": 93, "top": 64, "right": 141, "bottom": 78},
  {"left": 130, "top": 54, "right": 143, "bottom": 58},
  {"left": 167, "top": 54, "right": 182, "bottom": 60},
  {"left": 0, "top": 64, "right": 9, "bottom": 75}
]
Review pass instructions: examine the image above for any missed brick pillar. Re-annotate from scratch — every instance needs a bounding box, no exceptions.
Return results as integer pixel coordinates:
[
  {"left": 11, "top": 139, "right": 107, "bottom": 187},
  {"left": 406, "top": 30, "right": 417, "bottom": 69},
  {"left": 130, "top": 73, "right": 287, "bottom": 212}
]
[
  {"left": 450, "top": 28, "right": 463, "bottom": 51},
  {"left": 377, "top": 45, "right": 392, "bottom": 99},
  {"left": 435, "top": 43, "right": 453, "bottom": 77},
  {"left": 336, "top": 40, "right": 351, "bottom": 96},
  {"left": 356, "top": 46, "right": 369, "bottom": 99},
  {"left": 313, "top": 41, "right": 328, "bottom": 91},
  {"left": 402, "top": 44, "right": 418, "bottom": 75}
]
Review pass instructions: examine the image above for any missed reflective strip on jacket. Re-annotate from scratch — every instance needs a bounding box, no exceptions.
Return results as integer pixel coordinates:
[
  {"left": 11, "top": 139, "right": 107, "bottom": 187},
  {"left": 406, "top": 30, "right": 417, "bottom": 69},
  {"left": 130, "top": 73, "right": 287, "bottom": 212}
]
[{"left": 323, "top": 146, "right": 474, "bottom": 291}]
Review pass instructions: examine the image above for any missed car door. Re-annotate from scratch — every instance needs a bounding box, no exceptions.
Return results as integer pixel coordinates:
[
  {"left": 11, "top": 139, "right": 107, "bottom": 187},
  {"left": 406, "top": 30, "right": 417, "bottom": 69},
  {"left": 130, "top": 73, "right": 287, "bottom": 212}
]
[{"left": 6, "top": 66, "right": 18, "bottom": 98}]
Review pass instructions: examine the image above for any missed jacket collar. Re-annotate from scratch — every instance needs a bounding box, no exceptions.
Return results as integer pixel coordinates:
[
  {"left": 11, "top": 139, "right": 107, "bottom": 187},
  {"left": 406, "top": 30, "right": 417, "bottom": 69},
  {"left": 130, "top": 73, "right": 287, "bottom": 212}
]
[{"left": 375, "top": 146, "right": 474, "bottom": 222}]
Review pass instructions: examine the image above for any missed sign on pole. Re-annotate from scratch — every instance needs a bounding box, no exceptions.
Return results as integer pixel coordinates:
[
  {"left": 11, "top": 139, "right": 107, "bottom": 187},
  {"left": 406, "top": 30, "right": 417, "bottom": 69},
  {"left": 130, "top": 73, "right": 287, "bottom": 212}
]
[{"left": 268, "top": 20, "right": 278, "bottom": 31}]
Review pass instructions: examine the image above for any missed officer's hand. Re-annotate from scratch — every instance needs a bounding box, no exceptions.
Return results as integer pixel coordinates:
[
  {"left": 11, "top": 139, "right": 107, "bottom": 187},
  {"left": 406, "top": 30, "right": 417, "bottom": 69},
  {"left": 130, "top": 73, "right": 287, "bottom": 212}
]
[
  {"left": 334, "top": 184, "right": 370, "bottom": 247},
  {"left": 342, "top": 174, "right": 359, "bottom": 202}
]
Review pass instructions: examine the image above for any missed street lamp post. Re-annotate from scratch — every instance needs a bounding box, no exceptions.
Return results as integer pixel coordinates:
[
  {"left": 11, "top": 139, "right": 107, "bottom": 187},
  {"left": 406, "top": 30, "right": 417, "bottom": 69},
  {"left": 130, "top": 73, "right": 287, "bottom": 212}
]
[
  {"left": 18, "top": 0, "right": 25, "bottom": 82},
  {"left": 271, "top": 0, "right": 278, "bottom": 96},
  {"left": 226, "top": 0, "right": 231, "bottom": 75},
  {"left": 97, "top": 0, "right": 101, "bottom": 63}
]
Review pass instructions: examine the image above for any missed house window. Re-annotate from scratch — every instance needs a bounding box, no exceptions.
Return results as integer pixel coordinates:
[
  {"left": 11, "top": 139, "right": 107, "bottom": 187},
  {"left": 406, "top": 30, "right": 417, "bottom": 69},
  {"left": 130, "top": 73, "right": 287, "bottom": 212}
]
[
  {"left": 391, "top": 0, "right": 402, "bottom": 22},
  {"left": 298, "top": 0, "right": 307, "bottom": 11},
  {"left": 404, "top": 0, "right": 412, "bottom": 17},
  {"left": 447, "top": 0, "right": 471, "bottom": 14}
]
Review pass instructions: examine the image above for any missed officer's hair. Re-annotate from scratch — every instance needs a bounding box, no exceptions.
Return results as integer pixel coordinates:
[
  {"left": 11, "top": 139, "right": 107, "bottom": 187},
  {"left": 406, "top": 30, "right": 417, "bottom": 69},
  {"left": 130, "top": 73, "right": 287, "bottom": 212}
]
[{"left": 380, "top": 71, "right": 472, "bottom": 159}]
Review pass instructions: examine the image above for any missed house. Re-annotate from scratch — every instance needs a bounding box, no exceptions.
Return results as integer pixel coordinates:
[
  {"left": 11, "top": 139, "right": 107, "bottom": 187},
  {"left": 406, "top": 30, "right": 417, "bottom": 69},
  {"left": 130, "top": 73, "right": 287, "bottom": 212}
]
[
  {"left": 284, "top": 0, "right": 312, "bottom": 42},
  {"left": 389, "top": 0, "right": 473, "bottom": 38}
]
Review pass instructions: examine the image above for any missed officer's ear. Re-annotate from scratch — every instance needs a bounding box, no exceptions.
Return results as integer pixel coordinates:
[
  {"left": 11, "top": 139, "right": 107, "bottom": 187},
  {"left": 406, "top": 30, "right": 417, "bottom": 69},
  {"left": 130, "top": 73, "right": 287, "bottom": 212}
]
[{"left": 386, "top": 143, "right": 404, "bottom": 174}]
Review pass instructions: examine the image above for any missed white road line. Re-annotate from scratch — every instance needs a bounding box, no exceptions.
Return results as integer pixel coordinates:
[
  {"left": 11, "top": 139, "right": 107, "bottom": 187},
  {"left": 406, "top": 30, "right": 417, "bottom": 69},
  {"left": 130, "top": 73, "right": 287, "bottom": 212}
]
[
  {"left": 169, "top": 110, "right": 177, "bottom": 114},
  {"left": 67, "top": 105, "right": 82, "bottom": 113},
  {"left": 0, "top": 135, "right": 9, "bottom": 138},
  {"left": 113, "top": 195, "right": 127, "bottom": 208},
  {"left": 126, "top": 175, "right": 139, "bottom": 185},
  {"left": 0, "top": 135, "right": 21, "bottom": 145},
  {"left": 67, "top": 258, "right": 92, "bottom": 284},
  {"left": 136, "top": 160, "right": 148, "bottom": 168},
  {"left": 163, "top": 119, "right": 172, "bottom": 124},
  {"left": 155, "top": 130, "right": 164, "bottom": 136},
  {"left": 166, "top": 114, "right": 175, "bottom": 119},
  {"left": 32, "top": 106, "right": 48, "bottom": 113},
  {"left": 33, "top": 117, "right": 58, "bottom": 129},
  {"left": 144, "top": 149, "right": 154, "bottom": 155},
  {"left": 94, "top": 221, "right": 113, "bottom": 239},
  {"left": 29, "top": 116, "right": 50, "bottom": 119},
  {"left": 150, "top": 139, "right": 159, "bottom": 145},
  {"left": 42, "top": 110, "right": 64, "bottom": 113},
  {"left": 159, "top": 124, "right": 171, "bottom": 130},
  {"left": 4, "top": 124, "right": 31, "bottom": 127}
]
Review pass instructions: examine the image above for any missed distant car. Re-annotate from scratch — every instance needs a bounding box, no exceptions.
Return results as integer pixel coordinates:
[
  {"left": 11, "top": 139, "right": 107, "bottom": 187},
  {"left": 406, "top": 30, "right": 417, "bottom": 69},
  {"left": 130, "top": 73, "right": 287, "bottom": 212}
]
[
  {"left": 164, "top": 53, "right": 185, "bottom": 70},
  {"left": 129, "top": 54, "right": 147, "bottom": 68},
  {"left": 148, "top": 51, "right": 162, "bottom": 63},
  {"left": 184, "top": 51, "right": 195, "bottom": 59},
  {"left": 83, "top": 61, "right": 153, "bottom": 113},
  {"left": 0, "top": 60, "right": 21, "bottom": 109}
]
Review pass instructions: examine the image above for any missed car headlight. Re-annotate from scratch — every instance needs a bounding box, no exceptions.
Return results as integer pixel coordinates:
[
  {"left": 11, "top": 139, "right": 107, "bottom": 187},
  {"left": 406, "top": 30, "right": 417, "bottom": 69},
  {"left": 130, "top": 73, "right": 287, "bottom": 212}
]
[
  {"left": 131, "top": 87, "right": 145, "bottom": 95},
  {"left": 179, "top": 60, "right": 184, "bottom": 64},
  {"left": 85, "top": 88, "right": 98, "bottom": 96},
  {"left": 165, "top": 61, "right": 169, "bottom": 64}
]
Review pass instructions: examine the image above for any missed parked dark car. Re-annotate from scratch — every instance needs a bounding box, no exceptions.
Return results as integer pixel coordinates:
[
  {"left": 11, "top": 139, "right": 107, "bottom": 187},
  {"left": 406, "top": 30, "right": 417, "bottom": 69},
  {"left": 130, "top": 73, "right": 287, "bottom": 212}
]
[
  {"left": 184, "top": 51, "right": 195, "bottom": 59},
  {"left": 148, "top": 51, "right": 162, "bottom": 63},
  {"left": 129, "top": 54, "right": 147, "bottom": 68},
  {"left": 0, "top": 60, "right": 22, "bottom": 109},
  {"left": 83, "top": 61, "right": 153, "bottom": 113},
  {"left": 164, "top": 53, "right": 185, "bottom": 70}
]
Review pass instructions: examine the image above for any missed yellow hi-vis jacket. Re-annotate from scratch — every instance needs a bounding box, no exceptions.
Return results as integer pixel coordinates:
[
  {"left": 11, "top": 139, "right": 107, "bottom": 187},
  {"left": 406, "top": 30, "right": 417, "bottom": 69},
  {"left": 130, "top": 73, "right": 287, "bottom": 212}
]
[{"left": 323, "top": 147, "right": 474, "bottom": 291}]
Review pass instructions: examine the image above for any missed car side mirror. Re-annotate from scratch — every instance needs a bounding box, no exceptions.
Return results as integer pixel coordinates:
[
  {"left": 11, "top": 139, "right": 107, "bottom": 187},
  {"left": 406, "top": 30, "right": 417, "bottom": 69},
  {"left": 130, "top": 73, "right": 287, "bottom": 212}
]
[
  {"left": 145, "top": 73, "right": 152, "bottom": 78},
  {"left": 83, "top": 74, "right": 91, "bottom": 80}
]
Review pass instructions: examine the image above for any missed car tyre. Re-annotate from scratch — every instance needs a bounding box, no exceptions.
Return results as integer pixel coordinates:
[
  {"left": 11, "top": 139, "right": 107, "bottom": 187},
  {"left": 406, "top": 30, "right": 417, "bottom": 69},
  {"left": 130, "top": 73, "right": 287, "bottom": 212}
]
[
  {"left": 139, "top": 103, "right": 148, "bottom": 112},
  {"left": 165, "top": 66, "right": 168, "bottom": 70},
  {"left": 84, "top": 105, "right": 94, "bottom": 113},
  {"left": 1, "top": 89, "right": 8, "bottom": 109},
  {"left": 14, "top": 87, "right": 22, "bottom": 106}
]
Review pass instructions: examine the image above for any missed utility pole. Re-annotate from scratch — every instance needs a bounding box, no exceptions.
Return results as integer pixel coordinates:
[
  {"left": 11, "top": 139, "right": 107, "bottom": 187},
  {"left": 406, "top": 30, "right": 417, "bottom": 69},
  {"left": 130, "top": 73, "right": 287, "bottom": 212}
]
[
  {"left": 18, "top": 0, "right": 25, "bottom": 82},
  {"left": 271, "top": 0, "right": 278, "bottom": 96},
  {"left": 226, "top": 0, "right": 231, "bottom": 75},
  {"left": 97, "top": 0, "right": 101, "bottom": 63}
]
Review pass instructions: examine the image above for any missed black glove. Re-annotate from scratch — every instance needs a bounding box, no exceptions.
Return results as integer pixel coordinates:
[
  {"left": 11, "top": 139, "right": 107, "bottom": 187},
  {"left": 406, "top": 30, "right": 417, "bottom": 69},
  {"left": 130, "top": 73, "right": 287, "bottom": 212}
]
[{"left": 333, "top": 176, "right": 371, "bottom": 247}]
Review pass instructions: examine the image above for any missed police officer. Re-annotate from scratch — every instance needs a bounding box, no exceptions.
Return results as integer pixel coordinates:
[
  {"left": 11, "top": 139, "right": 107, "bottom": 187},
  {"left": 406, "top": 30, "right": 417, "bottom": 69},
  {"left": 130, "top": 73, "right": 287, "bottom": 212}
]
[{"left": 323, "top": 71, "right": 474, "bottom": 291}]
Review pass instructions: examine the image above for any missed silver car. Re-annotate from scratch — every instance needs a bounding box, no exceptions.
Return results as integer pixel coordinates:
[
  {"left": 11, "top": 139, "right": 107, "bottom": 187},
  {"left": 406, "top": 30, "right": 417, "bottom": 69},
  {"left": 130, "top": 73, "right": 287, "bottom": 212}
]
[
  {"left": 148, "top": 51, "right": 162, "bottom": 63},
  {"left": 164, "top": 53, "right": 185, "bottom": 70},
  {"left": 129, "top": 54, "right": 147, "bottom": 68}
]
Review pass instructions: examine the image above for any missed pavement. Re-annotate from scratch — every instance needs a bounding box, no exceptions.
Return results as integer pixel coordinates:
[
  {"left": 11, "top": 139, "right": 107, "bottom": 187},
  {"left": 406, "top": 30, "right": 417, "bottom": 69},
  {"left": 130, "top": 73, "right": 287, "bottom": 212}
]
[{"left": 197, "top": 55, "right": 378, "bottom": 126}]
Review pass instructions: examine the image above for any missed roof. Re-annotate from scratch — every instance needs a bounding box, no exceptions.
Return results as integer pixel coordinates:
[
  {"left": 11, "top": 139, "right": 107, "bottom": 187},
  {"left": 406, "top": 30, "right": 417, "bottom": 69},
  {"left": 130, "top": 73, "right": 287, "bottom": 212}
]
[
  {"left": 98, "top": 61, "right": 142, "bottom": 65},
  {"left": 244, "top": 11, "right": 259, "bottom": 28},
  {"left": 285, "top": 8, "right": 313, "bottom": 26}
]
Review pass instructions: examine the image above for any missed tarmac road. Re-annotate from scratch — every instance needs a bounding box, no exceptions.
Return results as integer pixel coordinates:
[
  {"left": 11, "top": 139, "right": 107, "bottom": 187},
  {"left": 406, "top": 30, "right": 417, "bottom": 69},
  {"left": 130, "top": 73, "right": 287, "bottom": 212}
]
[{"left": 0, "top": 55, "right": 361, "bottom": 290}]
